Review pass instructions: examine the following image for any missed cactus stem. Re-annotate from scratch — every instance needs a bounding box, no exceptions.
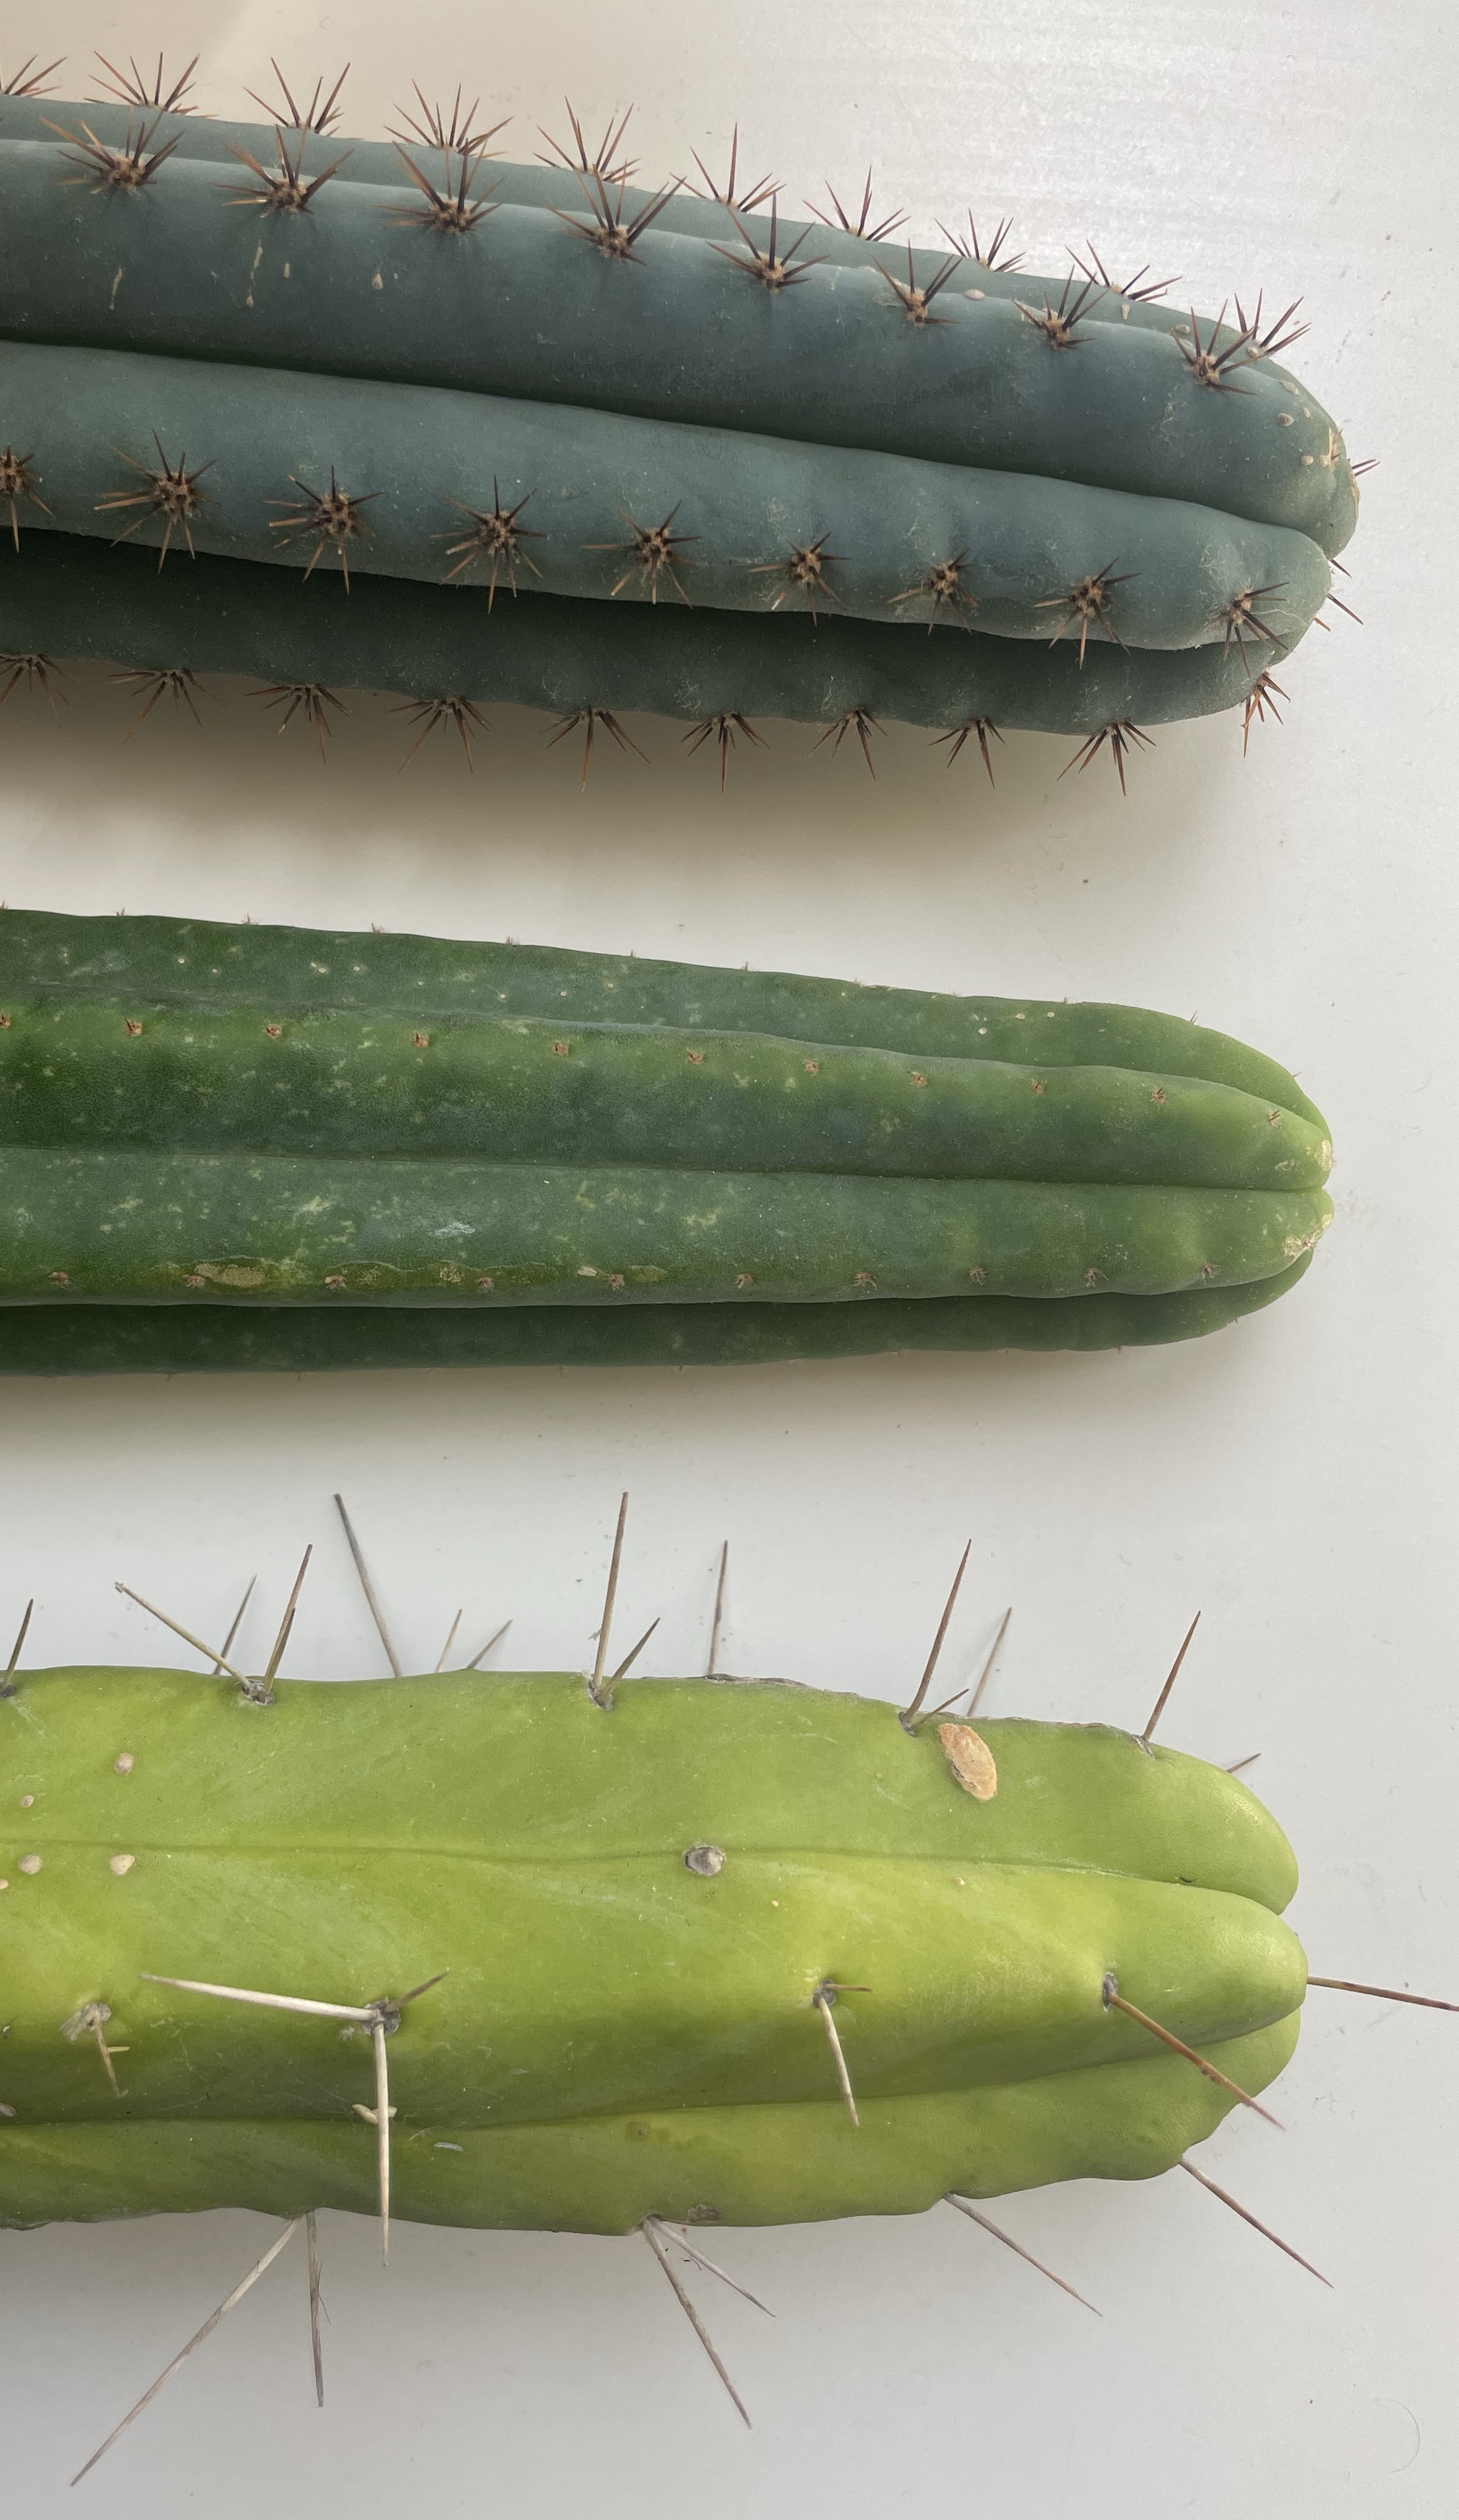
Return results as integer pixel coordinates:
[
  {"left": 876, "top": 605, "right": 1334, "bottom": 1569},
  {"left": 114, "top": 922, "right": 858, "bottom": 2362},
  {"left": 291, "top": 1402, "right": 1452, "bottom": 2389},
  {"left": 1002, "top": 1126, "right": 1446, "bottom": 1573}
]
[
  {"left": 306, "top": 2211, "right": 325, "bottom": 2407},
  {"left": 707, "top": 1541, "right": 729, "bottom": 1678},
  {"left": 113, "top": 1577, "right": 261, "bottom": 1691},
  {"left": 1073, "top": 244, "right": 1176, "bottom": 308},
  {"left": 1, "top": 1596, "right": 33, "bottom": 1696},
  {"left": 551, "top": 167, "right": 682, "bottom": 263},
  {"left": 1218, "top": 582, "right": 1288, "bottom": 664},
  {"left": 537, "top": 101, "right": 638, "bottom": 189},
  {"left": 1307, "top": 1977, "right": 1459, "bottom": 2014},
  {"left": 1179, "top": 2160, "right": 1331, "bottom": 2287},
  {"left": 435, "top": 1610, "right": 464, "bottom": 1672},
  {"left": 589, "top": 1490, "right": 630, "bottom": 1705},
  {"left": 44, "top": 111, "right": 182, "bottom": 193},
  {"left": 642, "top": 2220, "right": 753, "bottom": 2426},
  {"left": 70, "top": 2219, "right": 305, "bottom": 2487},
  {"left": 812, "top": 1983, "right": 866, "bottom": 2126},
  {"left": 710, "top": 197, "right": 826, "bottom": 292},
  {"left": 389, "top": 86, "right": 508, "bottom": 161},
  {"left": 268, "top": 468, "right": 378, "bottom": 588},
  {"left": 0, "top": 447, "right": 51, "bottom": 551},
  {"left": 943, "top": 2194, "right": 1103, "bottom": 2314},
  {"left": 586, "top": 504, "right": 698, "bottom": 604},
  {"left": 900, "top": 1540, "right": 974, "bottom": 1727},
  {"left": 253, "top": 679, "right": 346, "bottom": 757},
  {"left": 611, "top": 1615, "right": 660, "bottom": 1681},
  {"left": 61, "top": 2000, "right": 128, "bottom": 2096},
  {"left": 96, "top": 435, "right": 215, "bottom": 568},
  {"left": 932, "top": 717, "right": 1003, "bottom": 784},
  {"left": 1176, "top": 303, "right": 1261, "bottom": 393},
  {"left": 749, "top": 534, "right": 842, "bottom": 619},
  {"left": 1060, "top": 720, "right": 1153, "bottom": 794},
  {"left": 812, "top": 172, "right": 905, "bottom": 243},
  {"left": 92, "top": 50, "right": 199, "bottom": 115},
  {"left": 111, "top": 665, "right": 213, "bottom": 732},
  {"left": 389, "top": 144, "right": 498, "bottom": 235},
  {"left": 334, "top": 1493, "right": 404, "bottom": 1677},
  {"left": 815, "top": 707, "right": 883, "bottom": 775},
  {"left": 437, "top": 481, "right": 545, "bottom": 603},
  {"left": 466, "top": 1617, "right": 513, "bottom": 1671},
  {"left": 1035, "top": 563, "right": 1135, "bottom": 667},
  {"left": 874, "top": 245, "right": 966, "bottom": 327},
  {"left": 1140, "top": 1611, "right": 1201, "bottom": 1745},
  {"left": 393, "top": 693, "right": 487, "bottom": 767},
  {"left": 0, "top": 55, "right": 64, "bottom": 98},
  {"left": 1101, "top": 1976, "right": 1283, "bottom": 2127},
  {"left": 689, "top": 128, "right": 779, "bottom": 215},
  {"left": 1242, "top": 670, "right": 1288, "bottom": 754},
  {"left": 939, "top": 211, "right": 1023, "bottom": 275},
  {"left": 262, "top": 1544, "right": 313, "bottom": 1685},
  {"left": 1232, "top": 292, "right": 1310, "bottom": 362},
  {"left": 224, "top": 131, "right": 354, "bottom": 216},
  {"left": 684, "top": 713, "right": 766, "bottom": 790},
  {"left": 549, "top": 707, "right": 647, "bottom": 787},
  {"left": 244, "top": 62, "right": 351, "bottom": 138},
  {"left": 894, "top": 553, "right": 977, "bottom": 631},
  {"left": 645, "top": 2218, "right": 775, "bottom": 2317},
  {"left": 1015, "top": 270, "right": 1107, "bottom": 349}
]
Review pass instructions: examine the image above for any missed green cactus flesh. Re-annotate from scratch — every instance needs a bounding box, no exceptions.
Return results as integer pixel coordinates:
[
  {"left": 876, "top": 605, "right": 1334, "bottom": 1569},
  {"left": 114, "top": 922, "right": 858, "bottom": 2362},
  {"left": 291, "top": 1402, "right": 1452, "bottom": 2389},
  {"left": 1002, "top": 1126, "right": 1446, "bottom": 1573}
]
[
  {"left": 0, "top": 903, "right": 1332, "bottom": 1349},
  {"left": 0, "top": 1668, "right": 1304, "bottom": 2233},
  {"left": 0, "top": 339, "right": 1331, "bottom": 646}
]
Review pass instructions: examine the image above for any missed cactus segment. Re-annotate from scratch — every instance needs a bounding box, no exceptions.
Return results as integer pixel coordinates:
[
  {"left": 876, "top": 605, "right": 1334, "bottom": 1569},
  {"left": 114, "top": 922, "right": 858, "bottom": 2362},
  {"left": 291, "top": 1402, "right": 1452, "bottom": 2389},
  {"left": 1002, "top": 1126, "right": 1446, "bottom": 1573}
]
[
  {"left": 0, "top": 340, "right": 1333, "bottom": 646},
  {"left": 0, "top": 534, "right": 1280, "bottom": 740},
  {"left": 0, "top": 134, "right": 1356, "bottom": 556},
  {"left": 0, "top": 1669, "right": 1304, "bottom": 2233},
  {"left": 0, "top": 902, "right": 1331, "bottom": 1359}
]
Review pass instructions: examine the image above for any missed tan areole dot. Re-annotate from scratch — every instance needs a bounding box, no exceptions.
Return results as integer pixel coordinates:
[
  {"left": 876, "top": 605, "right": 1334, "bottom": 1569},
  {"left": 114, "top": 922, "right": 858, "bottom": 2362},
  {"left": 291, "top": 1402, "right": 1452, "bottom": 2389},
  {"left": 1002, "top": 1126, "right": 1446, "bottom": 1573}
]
[
  {"left": 20, "top": 1795, "right": 33, "bottom": 1809},
  {"left": 109, "top": 1853, "right": 136, "bottom": 1876},
  {"left": 938, "top": 1724, "right": 998, "bottom": 1801},
  {"left": 18, "top": 1854, "right": 41, "bottom": 1875},
  {"left": 114, "top": 1754, "right": 134, "bottom": 1774}
]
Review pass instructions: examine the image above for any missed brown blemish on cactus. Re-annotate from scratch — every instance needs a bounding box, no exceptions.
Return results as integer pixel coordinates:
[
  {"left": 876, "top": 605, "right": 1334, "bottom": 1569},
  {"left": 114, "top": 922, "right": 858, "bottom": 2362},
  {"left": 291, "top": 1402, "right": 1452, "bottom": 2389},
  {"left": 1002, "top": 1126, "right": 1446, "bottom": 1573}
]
[
  {"left": 551, "top": 169, "right": 681, "bottom": 263},
  {"left": 1242, "top": 670, "right": 1288, "bottom": 753},
  {"left": 45, "top": 113, "right": 183, "bottom": 192},
  {"left": 815, "top": 708, "right": 882, "bottom": 775},
  {"left": 269, "top": 470, "right": 377, "bottom": 588},
  {"left": 1030, "top": 1078, "right": 1046, "bottom": 1095},
  {"left": 912, "top": 1071, "right": 928, "bottom": 1086},
  {"left": 253, "top": 680, "right": 346, "bottom": 757},
  {"left": 875, "top": 245, "right": 965, "bottom": 325},
  {"left": 939, "top": 211, "right": 1022, "bottom": 272},
  {"left": 686, "top": 1048, "right": 705, "bottom": 1063},
  {"left": 968, "top": 1265, "right": 985, "bottom": 1282},
  {"left": 1, "top": 55, "right": 63, "bottom": 97},
  {"left": 95, "top": 435, "right": 214, "bottom": 568},
  {"left": 393, "top": 694, "right": 487, "bottom": 767},
  {"left": 94, "top": 51, "right": 199, "bottom": 113},
  {"left": 734, "top": 1271, "right": 754, "bottom": 1288},
  {"left": 265, "top": 1023, "right": 283, "bottom": 1038},
  {"left": 802, "top": 1058, "right": 820, "bottom": 1073},
  {"left": 1016, "top": 269, "right": 1105, "bottom": 348},
  {"left": 1035, "top": 563, "right": 1134, "bottom": 666},
  {"left": 439, "top": 482, "right": 544, "bottom": 605},
  {"left": 111, "top": 666, "right": 213, "bottom": 732},
  {"left": 0, "top": 448, "right": 51, "bottom": 551},
  {"left": 810, "top": 171, "right": 904, "bottom": 241},
  {"left": 1085, "top": 1266, "right": 1104, "bottom": 1284},
  {"left": 684, "top": 713, "right": 765, "bottom": 790},
  {"left": 390, "top": 146, "right": 497, "bottom": 235},
  {"left": 1219, "top": 582, "right": 1288, "bottom": 663},
  {"left": 750, "top": 535, "right": 841, "bottom": 620},
  {"left": 895, "top": 553, "right": 977, "bottom": 631},
  {"left": 938, "top": 1722, "right": 998, "bottom": 1801},
  {"left": 1061, "top": 720, "right": 1153, "bottom": 794},
  {"left": 711, "top": 198, "right": 825, "bottom": 291},
  {"left": 1151, "top": 1086, "right": 1168, "bottom": 1105},
  {"left": 690, "top": 128, "right": 779, "bottom": 214},
  {"left": 548, "top": 707, "right": 647, "bottom": 788},
  {"left": 1072, "top": 244, "right": 1175, "bottom": 308},
  {"left": 586, "top": 505, "right": 698, "bottom": 604},
  {"left": 245, "top": 62, "right": 352, "bottom": 136},
  {"left": 933, "top": 718, "right": 1002, "bottom": 786},
  {"left": 854, "top": 1269, "right": 877, "bottom": 1289},
  {"left": 224, "top": 130, "right": 352, "bottom": 214},
  {"left": 412, "top": 1031, "right": 431, "bottom": 1049}
]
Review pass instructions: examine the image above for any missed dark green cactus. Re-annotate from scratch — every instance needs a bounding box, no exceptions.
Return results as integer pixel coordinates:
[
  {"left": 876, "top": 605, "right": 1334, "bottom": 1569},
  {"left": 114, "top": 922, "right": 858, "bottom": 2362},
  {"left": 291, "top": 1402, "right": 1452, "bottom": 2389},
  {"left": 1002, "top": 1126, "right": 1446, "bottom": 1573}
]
[{"left": 0, "top": 904, "right": 1332, "bottom": 1372}]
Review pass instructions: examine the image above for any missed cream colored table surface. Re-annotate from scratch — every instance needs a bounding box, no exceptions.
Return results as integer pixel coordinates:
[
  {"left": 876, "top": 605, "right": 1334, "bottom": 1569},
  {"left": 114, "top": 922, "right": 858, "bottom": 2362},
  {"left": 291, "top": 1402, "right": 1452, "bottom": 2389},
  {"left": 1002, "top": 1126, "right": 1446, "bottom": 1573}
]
[{"left": 0, "top": 1, "right": 1454, "bottom": 2511}]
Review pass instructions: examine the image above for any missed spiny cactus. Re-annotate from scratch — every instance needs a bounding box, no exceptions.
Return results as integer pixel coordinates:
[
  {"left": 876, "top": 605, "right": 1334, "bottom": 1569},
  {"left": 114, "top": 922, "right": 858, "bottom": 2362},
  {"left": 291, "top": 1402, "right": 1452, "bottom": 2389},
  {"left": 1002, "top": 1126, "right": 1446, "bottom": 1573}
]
[
  {"left": 0, "top": 904, "right": 1331, "bottom": 1373},
  {"left": 0, "top": 63, "right": 1365, "bottom": 779}
]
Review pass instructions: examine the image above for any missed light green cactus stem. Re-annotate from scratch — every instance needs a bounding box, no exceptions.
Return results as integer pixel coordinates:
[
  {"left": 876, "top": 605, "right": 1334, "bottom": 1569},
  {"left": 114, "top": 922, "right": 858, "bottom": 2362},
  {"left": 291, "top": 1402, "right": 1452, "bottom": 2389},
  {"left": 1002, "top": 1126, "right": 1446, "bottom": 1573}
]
[
  {"left": 0, "top": 135, "right": 1356, "bottom": 555},
  {"left": 0, "top": 1668, "right": 1303, "bottom": 2233},
  {"left": 0, "top": 900, "right": 1332, "bottom": 1330},
  {"left": 0, "top": 340, "right": 1331, "bottom": 645},
  {"left": 0, "top": 534, "right": 1284, "bottom": 747}
]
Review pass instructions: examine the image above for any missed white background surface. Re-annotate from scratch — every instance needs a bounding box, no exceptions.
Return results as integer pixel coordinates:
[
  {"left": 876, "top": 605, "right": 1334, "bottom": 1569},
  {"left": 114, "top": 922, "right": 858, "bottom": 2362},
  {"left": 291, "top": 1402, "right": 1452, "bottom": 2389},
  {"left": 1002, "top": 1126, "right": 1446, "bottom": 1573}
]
[{"left": 0, "top": 1, "right": 1454, "bottom": 2511}]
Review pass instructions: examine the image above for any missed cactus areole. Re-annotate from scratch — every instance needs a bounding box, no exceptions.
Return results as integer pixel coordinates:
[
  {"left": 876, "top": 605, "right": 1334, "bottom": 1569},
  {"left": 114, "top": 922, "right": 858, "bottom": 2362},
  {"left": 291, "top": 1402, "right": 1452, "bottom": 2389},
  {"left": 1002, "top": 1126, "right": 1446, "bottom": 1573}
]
[
  {"left": 0, "top": 87, "right": 1362, "bottom": 767},
  {"left": 0, "top": 1664, "right": 1304, "bottom": 2233},
  {"left": 0, "top": 906, "right": 1333, "bottom": 1372}
]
